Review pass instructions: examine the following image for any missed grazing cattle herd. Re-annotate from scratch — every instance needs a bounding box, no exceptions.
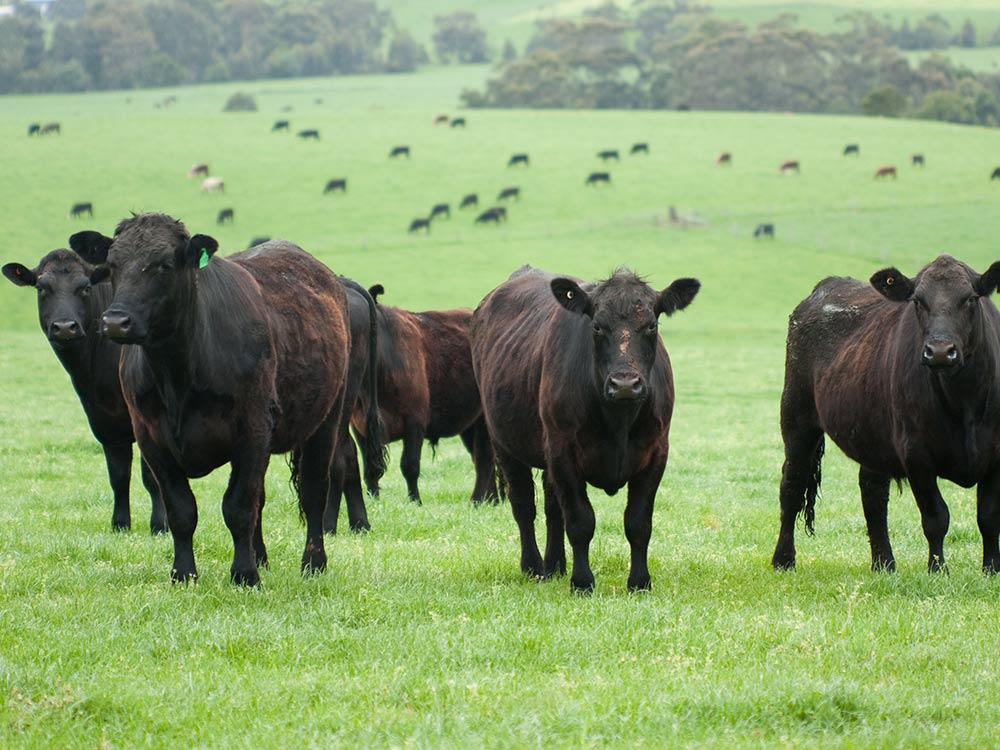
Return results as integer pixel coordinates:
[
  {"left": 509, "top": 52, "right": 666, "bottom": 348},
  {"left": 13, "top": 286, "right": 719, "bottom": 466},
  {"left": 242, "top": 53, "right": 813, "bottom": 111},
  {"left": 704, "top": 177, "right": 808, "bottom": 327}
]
[{"left": 15, "top": 114, "right": 1000, "bottom": 597}]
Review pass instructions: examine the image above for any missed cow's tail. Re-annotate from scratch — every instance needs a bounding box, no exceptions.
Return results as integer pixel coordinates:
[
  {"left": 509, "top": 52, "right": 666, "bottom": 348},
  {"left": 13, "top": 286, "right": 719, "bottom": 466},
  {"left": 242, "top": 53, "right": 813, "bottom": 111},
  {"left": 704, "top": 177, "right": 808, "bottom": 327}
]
[
  {"left": 289, "top": 448, "right": 305, "bottom": 521},
  {"left": 803, "top": 437, "right": 824, "bottom": 536}
]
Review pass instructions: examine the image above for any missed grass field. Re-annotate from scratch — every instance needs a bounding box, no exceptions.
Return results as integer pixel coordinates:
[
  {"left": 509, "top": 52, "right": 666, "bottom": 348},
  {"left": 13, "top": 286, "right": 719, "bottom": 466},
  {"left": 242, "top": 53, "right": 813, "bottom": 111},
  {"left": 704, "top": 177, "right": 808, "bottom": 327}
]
[{"left": 4, "top": 66, "right": 1000, "bottom": 747}]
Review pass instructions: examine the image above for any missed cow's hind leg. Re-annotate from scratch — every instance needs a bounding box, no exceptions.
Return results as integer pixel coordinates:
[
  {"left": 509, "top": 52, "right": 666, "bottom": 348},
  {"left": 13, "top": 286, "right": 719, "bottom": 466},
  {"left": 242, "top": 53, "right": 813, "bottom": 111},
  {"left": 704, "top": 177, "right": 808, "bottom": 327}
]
[
  {"left": 461, "top": 420, "right": 499, "bottom": 505},
  {"left": 341, "top": 433, "right": 370, "bottom": 532},
  {"left": 496, "top": 446, "right": 543, "bottom": 578},
  {"left": 139, "top": 457, "right": 168, "bottom": 534},
  {"left": 624, "top": 454, "right": 667, "bottom": 591},
  {"left": 772, "top": 425, "right": 824, "bottom": 570},
  {"left": 541, "top": 470, "right": 566, "bottom": 577},
  {"left": 296, "top": 415, "right": 338, "bottom": 575},
  {"left": 977, "top": 470, "right": 1000, "bottom": 574},
  {"left": 400, "top": 421, "right": 425, "bottom": 504},
  {"left": 859, "top": 467, "right": 895, "bottom": 571},
  {"left": 103, "top": 443, "right": 133, "bottom": 532}
]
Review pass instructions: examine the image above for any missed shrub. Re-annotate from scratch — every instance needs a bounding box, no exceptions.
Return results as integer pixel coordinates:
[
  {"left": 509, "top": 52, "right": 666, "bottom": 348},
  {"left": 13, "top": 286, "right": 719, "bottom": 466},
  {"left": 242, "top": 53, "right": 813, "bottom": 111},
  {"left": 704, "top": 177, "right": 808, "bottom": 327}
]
[{"left": 223, "top": 91, "right": 257, "bottom": 112}]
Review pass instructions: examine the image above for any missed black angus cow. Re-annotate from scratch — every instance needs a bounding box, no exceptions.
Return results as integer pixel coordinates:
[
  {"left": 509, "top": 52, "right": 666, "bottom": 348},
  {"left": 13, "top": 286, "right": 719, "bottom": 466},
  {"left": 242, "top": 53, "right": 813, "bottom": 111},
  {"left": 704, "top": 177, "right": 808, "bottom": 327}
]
[
  {"left": 508, "top": 153, "right": 529, "bottom": 167},
  {"left": 434, "top": 114, "right": 449, "bottom": 125},
  {"left": 497, "top": 187, "right": 520, "bottom": 201},
  {"left": 912, "top": 154, "right": 925, "bottom": 166},
  {"left": 597, "top": 150, "right": 620, "bottom": 161},
  {"left": 389, "top": 145, "right": 411, "bottom": 159},
  {"left": 408, "top": 217, "right": 431, "bottom": 233},
  {"left": 630, "top": 142, "right": 649, "bottom": 155},
  {"left": 247, "top": 236, "right": 270, "bottom": 248},
  {"left": 3, "top": 250, "right": 167, "bottom": 533},
  {"left": 272, "top": 120, "right": 290, "bottom": 132},
  {"left": 40, "top": 122, "right": 61, "bottom": 135},
  {"left": 754, "top": 223, "right": 774, "bottom": 238},
  {"left": 460, "top": 193, "right": 478, "bottom": 209},
  {"left": 773, "top": 255, "right": 1000, "bottom": 574},
  {"left": 324, "top": 278, "right": 386, "bottom": 535},
  {"left": 451, "top": 117, "right": 466, "bottom": 128},
  {"left": 70, "top": 213, "right": 353, "bottom": 585},
  {"left": 991, "top": 167, "right": 1000, "bottom": 181},
  {"left": 187, "top": 162, "right": 209, "bottom": 179},
  {"left": 429, "top": 203, "right": 450, "bottom": 220},
  {"left": 324, "top": 178, "right": 347, "bottom": 194},
  {"left": 585, "top": 172, "right": 611, "bottom": 186},
  {"left": 475, "top": 207, "right": 506, "bottom": 224},
  {"left": 28, "top": 123, "right": 40, "bottom": 136},
  {"left": 716, "top": 152, "right": 732, "bottom": 166},
  {"left": 471, "top": 266, "right": 700, "bottom": 592},
  {"left": 843, "top": 143, "right": 860, "bottom": 156},
  {"left": 348, "top": 285, "right": 497, "bottom": 505},
  {"left": 217, "top": 208, "right": 234, "bottom": 225},
  {"left": 297, "top": 129, "right": 320, "bottom": 140},
  {"left": 69, "top": 202, "right": 93, "bottom": 219},
  {"left": 779, "top": 160, "right": 800, "bottom": 173}
]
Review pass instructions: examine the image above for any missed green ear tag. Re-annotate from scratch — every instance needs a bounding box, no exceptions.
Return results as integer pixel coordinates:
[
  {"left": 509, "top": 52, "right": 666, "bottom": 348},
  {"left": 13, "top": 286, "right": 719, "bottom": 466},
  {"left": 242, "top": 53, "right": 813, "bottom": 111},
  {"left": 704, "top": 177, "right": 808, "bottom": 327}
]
[{"left": 198, "top": 249, "right": 209, "bottom": 269}]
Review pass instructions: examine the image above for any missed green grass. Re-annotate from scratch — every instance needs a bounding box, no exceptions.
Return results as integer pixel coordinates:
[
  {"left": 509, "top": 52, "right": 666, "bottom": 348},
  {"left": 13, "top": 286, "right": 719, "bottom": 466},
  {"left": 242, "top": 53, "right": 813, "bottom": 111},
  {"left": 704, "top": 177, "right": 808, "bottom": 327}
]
[{"left": 4, "top": 70, "right": 1000, "bottom": 747}]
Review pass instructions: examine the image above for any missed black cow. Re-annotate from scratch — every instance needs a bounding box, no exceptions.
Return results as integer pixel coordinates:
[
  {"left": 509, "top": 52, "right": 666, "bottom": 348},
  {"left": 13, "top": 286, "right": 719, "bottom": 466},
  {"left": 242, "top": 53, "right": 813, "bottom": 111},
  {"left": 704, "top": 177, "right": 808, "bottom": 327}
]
[
  {"left": 779, "top": 160, "right": 800, "bottom": 173},
  {"left": 773, "top": 255, "right": 1000, "bottom": 574},
  {"left": 348, "top": 285, "right": 497, "bottom": 505},
  {"left": 460, "top": 193, "right": 478, "bottom": 209},
  {"left": 429, "top": 203, "right": 450, "bottom": 221},
  {"left": 630, "top": 143, "right": 649, "bottom": 155},
  {"left": 475, "top": 207, "right": 506, "bottom": 224},
  {"left": 324, "top": 178, "right": 347, "bottom": 194},
  {"left": 451, "top": 117, "right": 466, "bottom": 128},
  {"left": 843, "top": 144, "right": 860, "bottom": 156},
  {"left": 272, "top": 120, "right": 290, "bottom": 132},
  {"left": 597, "top": 150, "right": 620, "bottom": 161},
  {"left": 28, "top": 123, "right": 40, "bottom": 136},
  {"left": 40, "top": 122, "right": 61, "bottom": 135},
  {"left": 716, "top": 152, "right": 732, "bottom": 166},
  {"left": 3, "top": 250, "right": 167, "bottom": 533},
  {"left": 991, "top": 167, "right": 1000, "bottom": 181},
  {"left": 912, "top": 154, "right": 925, "bottom": 167},
  {"left": 69, "top": 202, "right": 93, "bottom": 219},
  {"left": 585, "top": 172, "right": 611, "bottom": 186},
  {"left": 70, "top": 213, "right": 353, "bottom": 585},
  {"left": 247, "top": 237, "right": 270, "bottom": 249},
  {"left": 434, "top": 114, "right": 449, "bottom": 125},
  {"left": 409, "top": 217, "right": 431, "bottom": 233},
  {"left": 497, "top": 187, "right": 520, "bottom": 201},
  {"left": 389, "top": 146, "right": 411, "bottom": 159},
  {"left": 508, "top": 153, "right": 529, "bottom": 167},
  {"left": 754, "top": 223, "right": 774, "bottom": 238},
  {"left": 217, "top": 208, "right": 234, "bottom": 225},
  {"left": 471, "top": 266, "right": 700, "bottom": 592},
  {"left": 297, "top": 129, "right": 320, "bottom": 140}
]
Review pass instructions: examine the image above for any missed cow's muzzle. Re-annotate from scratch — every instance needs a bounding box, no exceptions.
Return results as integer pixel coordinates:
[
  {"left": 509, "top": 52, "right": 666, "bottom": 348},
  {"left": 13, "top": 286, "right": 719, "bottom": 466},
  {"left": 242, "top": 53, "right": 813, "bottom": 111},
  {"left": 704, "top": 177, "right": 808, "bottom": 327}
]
[
  {"left": 605, "top": 372, "right": 645, "bottom": 402},
  {"left": 102, "top": 309, "right": 141, "bottom": 343},
  {"left": 922, "top": 341, "right": 960, "bottom": 369},
  {"left": 48, "top": 319, "right": 83, "bottom": 343}
]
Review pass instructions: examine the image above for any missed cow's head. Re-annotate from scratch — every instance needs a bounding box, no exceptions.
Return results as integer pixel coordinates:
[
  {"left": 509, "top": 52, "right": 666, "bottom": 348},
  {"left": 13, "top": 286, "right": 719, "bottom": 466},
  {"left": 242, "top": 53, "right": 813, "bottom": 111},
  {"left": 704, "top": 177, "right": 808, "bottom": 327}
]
[
  {"left": 551, "top": 269, "right": 700, "bottom": 403},
  {"left": 3, "top": 249, "right": 110, "bottom": 347},
  {"left": 871, "top": 254, "right": 1000, "bottom": 370},
  {"left": 69, "top": 212, "right": 218, "bottom": 345}
]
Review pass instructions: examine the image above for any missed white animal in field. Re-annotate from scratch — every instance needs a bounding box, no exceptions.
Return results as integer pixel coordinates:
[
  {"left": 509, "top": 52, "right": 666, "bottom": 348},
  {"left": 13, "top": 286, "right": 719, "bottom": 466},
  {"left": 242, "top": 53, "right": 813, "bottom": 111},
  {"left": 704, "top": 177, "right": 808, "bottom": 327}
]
[{"left": 200, "top": 176, "right": 224, "bottom": 193}]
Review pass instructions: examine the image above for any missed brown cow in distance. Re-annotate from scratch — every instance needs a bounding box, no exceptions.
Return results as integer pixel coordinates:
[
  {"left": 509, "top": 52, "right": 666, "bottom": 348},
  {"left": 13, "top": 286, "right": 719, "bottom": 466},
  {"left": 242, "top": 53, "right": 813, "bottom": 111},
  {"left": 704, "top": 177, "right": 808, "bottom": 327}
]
[
  {"left": 350, "top": 285, "right": 497, "bottom": 506},
  {"left": 70, "top": 214, "right": 353, "bottom": 586},
  {"left": 779, "top": 160, "right": 800, "bottom": 174},
  {"left": 471, "top": 266, "right": 700, "bottom": 592},
  {"left": 773, "top": 255, "right": 1000, "bottom": 575},
  {"left": 874, "top": 165, "right": 897, "bottom": 179},
  {"left": 716, "top": 152, "right": 732, "bottom": 166}
]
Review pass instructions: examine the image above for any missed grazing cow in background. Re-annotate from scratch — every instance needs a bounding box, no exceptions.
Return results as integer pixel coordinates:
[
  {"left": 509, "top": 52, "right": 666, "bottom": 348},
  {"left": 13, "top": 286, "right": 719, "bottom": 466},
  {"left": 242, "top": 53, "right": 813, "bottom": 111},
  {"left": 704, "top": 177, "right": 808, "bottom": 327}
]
[
  {"left": 585, "top": 172, "right": 611, "bottom": 186},
  {"left": 754, "top": 223, "right": 775, "bottom": 238},
  {"left": 349, "top": 284, "right": 497, "bottom": 505},
  {"left": 779, "top": 160, "right": 800, "bottom": 173},
  {"left": 2, "top": 250, "right": 167, "bottom": 534},
  {"left": 630, "top": 142, "right": 649, "bottom": 155},
  {"left": 70, "top": 214, "right": 353, "bottom": 586},
  {"left": 409, "top": 217, "right": 431, "bottom": 233},
  {"left": 247, "top": 236, "right": 270, "bottom": 248},
  {"left": 40, "top": 122, "right": 61, "bottom": 135},
  {"left": 508, "top": 153, "right": 529, "bottom": 167},
  {"left": 434, "top": 114, "right": 449, "bottom": 125},
  {"left": 28, "top": 123, "right": 40, "bottom": 136},
  {"left": 874, "top": 165, "right": 897, "bottom": 180},
  {"left": 843, "top": 144, "right": 860, "bottom": 156},
  {"left": 597, "top": 150, "right": 620, "bottom": 161},
  {"left": 324, "top": 178, "right": 347, "bottom": 194},
  {"left": 497, "top": 187, "right": 520, "bottom": 201},
  {"left": 716, "top": 152, "right": 732, "bottom": 166},
  {"left": 200, "top": 176, "right": 224, "bottom": 193},
  {"left": 217, "top": 208, "right": 234, "bottom": 225},
  {"left": 187, "top": 163, "right": 209, "bottom": 179},
  {"left": 912, "top": 154, "right": 925, "bottom": 166},
  {"left": 991, "top": 167, "right": 1000, "bottom": 181},
  {"left": 271, "top": 120, "right": 290, "bottom": 132},
  {"left": 451, "top": 117, "right": 466, "bottom": 128},
  {"left": 69, "top": 202, "right": 93, "bottom": 219},
  {"left": 475, "top": 207, "right": 506, "bottom": 224},
  {"left": 389, "top": 145, "right": 411, "bottom": 159},
  {"left": 297, "top": 129, "right": 320, "bottom": 140},
  {"left": 773, "top": 255, "right": 1000, "bottom": 575},
  {"left": 429, "top": 203, "right": 450, "bottom": 221},
  {"left": 324, "top": 278, "right": 387, "bottom": 535},
  {"left": 471, "top": 265, "right": 700, "bottom": 592},
  {"left": 460, "top": 193, "right": 478, "bottom": 209}
]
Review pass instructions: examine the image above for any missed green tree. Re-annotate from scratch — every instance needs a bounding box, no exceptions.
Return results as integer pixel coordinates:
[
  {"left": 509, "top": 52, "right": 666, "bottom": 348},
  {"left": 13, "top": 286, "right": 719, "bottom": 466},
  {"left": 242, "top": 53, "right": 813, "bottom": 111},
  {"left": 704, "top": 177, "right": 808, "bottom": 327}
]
[
  {"left": 916, "top": 90, "right": 974, "bottom": 123},
  {"left": 433, "top": 11, "right": 490, "bottom": 63},
  {"left": 387, "top": 31, "right": 426, "bottom": 73},
  {"left": 957, "top": 19, "right": 976, "bottom": 48},
  {"left": 861, "top": 84, "right": 906, "bottom": 117}
]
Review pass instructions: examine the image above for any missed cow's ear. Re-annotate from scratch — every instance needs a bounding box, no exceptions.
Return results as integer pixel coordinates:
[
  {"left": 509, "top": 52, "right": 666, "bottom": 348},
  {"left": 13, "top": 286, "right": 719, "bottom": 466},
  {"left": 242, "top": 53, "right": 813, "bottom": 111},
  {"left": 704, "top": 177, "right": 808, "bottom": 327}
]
[
  {"left": 183, "top": 234, "right": 219, "bottom": 269},
  {"left": 976, "top": 261, "right": 1000, "bottom": 296},
  {"left": 2, "top": 262, "right": 37, "bottom": 287},
  {"left": 69, "top": 231, "right": 112, "bottom": 264},
  {"left": 656, "top": 278, "right": 701, "bottom": 317},
  {"left": 551, "top": 278, "right": 593, "bottom": 317},
  {"left": 368, "top": 284, "right": 384, "bottom": 303},
  {"left": 89, "top": 265, "right": 111, "bottom": 285},
  {"left": 871, "top": 267, "right": 914, "bottom": 301}
]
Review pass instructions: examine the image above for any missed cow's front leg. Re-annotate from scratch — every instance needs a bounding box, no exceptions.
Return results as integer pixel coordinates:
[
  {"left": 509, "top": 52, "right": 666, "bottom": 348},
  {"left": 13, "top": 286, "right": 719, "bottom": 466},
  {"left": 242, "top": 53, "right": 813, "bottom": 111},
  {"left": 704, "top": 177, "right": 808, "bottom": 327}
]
[
  {"left": 223, "top": 445, "right": 270, "bottom": 586},
  {"left": 907, "top": 470, "right": 950, "bottom": 573},
  {"left": 977, "top": 469, "right": 1000, "bottom": 574},
  {"left": 624, "top": 453, "right": 667, "bottom": 592},
  {"left": 139, "top": 437, "right": 199, "bottom": 583},
  {"left": 548, "top": 455, "right": 595, "bottom": 593}
]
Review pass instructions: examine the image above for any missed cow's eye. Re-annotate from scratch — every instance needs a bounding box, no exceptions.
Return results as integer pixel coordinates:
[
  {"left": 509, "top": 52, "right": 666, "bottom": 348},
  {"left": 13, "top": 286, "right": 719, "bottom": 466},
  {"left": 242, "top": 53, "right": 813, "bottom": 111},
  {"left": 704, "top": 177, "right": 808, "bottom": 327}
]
[
  {"left": 79, "top": 286, "right": 90, "bottom": 297},
  {"left": 158, "top": 261, "right": 174, "bottom": 273},
  {"left": 592, "top": 322, "right": 603, "bottom": 336},
  {"left": 966, "top": 296, "right": 978, "bottom": 308},
  {"left": 646, "top": 321, "right": 658, "bottom": 334}
]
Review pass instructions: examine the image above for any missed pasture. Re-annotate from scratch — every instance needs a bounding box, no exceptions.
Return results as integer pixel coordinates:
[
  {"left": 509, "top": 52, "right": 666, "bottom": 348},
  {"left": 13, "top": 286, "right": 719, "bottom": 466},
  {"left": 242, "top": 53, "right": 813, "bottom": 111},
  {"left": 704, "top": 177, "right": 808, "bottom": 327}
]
[{"left": 3, "top": 67, "right": 1000, "bottom": 747}]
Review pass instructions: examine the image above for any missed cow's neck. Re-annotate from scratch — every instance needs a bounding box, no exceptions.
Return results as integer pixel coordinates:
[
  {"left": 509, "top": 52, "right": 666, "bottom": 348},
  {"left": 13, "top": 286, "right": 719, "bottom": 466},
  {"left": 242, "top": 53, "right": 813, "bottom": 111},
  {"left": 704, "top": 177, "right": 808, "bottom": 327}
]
[{"left": 926, "top": 348, "right": 999, "bottom": 424}]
